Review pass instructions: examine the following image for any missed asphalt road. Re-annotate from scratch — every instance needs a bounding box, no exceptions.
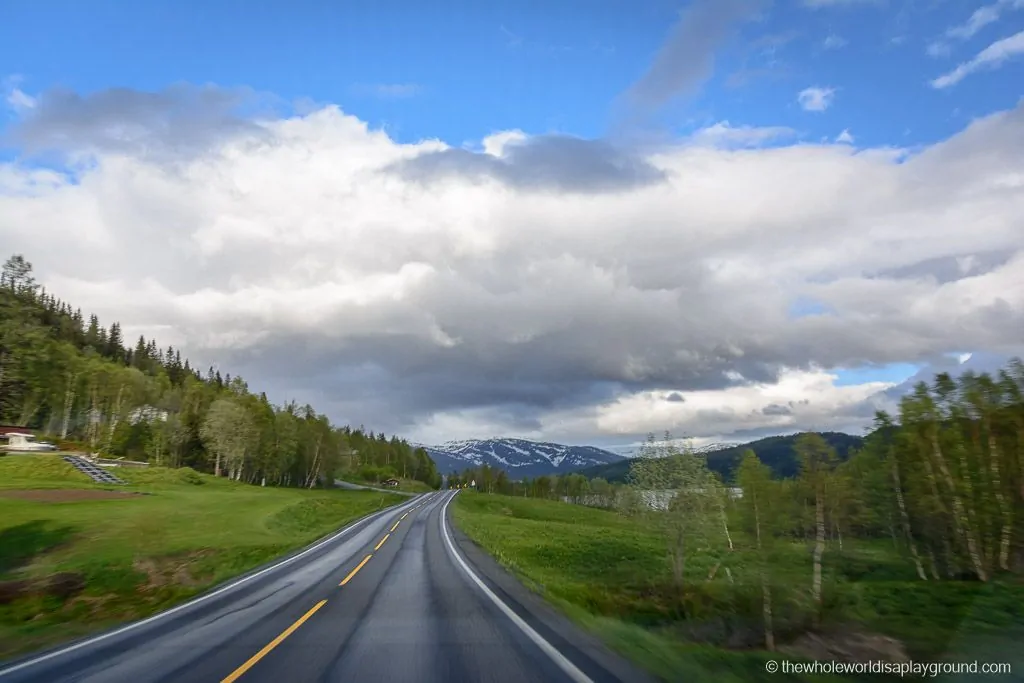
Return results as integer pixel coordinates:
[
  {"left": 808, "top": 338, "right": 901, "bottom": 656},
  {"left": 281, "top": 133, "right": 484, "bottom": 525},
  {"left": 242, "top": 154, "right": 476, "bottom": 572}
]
[{"left": 0, "top": 491, "right": 654, "bottom": 683}]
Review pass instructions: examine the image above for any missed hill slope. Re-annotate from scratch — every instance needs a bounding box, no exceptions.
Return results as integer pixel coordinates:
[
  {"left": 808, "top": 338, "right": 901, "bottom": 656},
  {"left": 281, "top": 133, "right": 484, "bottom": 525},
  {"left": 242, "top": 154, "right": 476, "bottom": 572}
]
[
  {"left": 576, "top": 431, "right": 865, "bottom": 483},
  {"left": 422, "top": 438, "right": 624, "bottom": 479}
]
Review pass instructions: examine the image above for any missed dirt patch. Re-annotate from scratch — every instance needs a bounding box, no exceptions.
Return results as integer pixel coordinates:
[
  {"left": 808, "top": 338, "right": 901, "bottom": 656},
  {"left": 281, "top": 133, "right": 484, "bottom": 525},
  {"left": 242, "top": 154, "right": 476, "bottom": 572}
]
[
  {"left": 0, "top": 489, "right": 141, "bottom": 503},
  {"left": 780, "top": 627, "right": 910, "bottom": 663},
  {"left": 134, "top": 550, "right": 216, "bottom": 591},
  {"left": 0, "top": 572, "right": 86, "bottom": 605}
]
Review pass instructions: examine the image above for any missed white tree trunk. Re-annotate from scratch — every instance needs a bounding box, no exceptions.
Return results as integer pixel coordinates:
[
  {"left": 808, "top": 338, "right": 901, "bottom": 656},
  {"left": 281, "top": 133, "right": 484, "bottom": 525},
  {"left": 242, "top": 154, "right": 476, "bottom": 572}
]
[
  {"left": 812, "top": 489, "right": 826, "bottom": 616},
  {"left": 104, "top": 384, "right": 125, "bottom": 454},
  {"left": 892, "top": 454, "right": 928, "bottom": 580},
  {"left": 61, "top": 372, "right": 78, "bottom": 439}
]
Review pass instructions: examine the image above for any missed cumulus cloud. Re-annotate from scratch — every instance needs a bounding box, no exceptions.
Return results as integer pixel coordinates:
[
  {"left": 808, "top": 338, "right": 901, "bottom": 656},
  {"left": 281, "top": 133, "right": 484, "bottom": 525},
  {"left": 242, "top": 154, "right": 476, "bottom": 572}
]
[
  {"left": 386, "top": 134, "right": 668, "bottom": 194},
  {"left": 835, "top": 129, "right": 854, "bottom": 144},
  {"left": 4, "top": 84, "right": 273, "bottom": 159},
  {"left": 931, "top": 29, "right": 1024, "bottom": 88},
  {"left": 798, "top": 86, "right": 836, "bottom": 111},
  {"left": 586, "top": 368, "right": 891, "bottom": 440},
  {"left": 2, "top": 86, "right": 1023, "bottom": 445}
]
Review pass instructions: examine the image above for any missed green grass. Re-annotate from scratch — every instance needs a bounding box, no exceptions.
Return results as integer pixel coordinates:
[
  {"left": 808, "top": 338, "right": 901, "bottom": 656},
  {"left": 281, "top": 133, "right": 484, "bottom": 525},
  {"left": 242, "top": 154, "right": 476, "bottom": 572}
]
[
  {"left": 0, "top": 454, "right": 96, "bottom": 489},
  {"left": 392, "top": 479, "right": 436, "bottom": 493},
  {"left": 345, "top": 475, "right": 435, "bottom": 493},
  {"left": 0, "top": 455, "right": 405, "bottom": 659},
  {"left": 452, "top": 492, "right": 1024, "bottom": 682}
]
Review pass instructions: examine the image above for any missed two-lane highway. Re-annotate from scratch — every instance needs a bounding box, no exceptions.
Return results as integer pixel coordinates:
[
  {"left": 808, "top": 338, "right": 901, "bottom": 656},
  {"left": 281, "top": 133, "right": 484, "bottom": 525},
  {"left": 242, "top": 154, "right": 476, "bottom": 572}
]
[{"left": 0, "top": 491, "right": 653, "bottom": 683}]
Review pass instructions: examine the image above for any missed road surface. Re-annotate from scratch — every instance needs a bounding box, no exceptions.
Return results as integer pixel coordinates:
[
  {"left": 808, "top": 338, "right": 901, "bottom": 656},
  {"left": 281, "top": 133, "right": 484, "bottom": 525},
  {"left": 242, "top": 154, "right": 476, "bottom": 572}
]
[{"left": 0, "top": 491, "right": 653, "bottom": 683}]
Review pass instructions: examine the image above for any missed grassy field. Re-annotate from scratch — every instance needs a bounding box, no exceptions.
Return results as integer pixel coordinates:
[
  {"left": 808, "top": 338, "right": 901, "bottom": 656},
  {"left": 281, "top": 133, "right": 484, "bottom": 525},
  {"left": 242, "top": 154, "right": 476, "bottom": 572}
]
[
  {"left": 0, "top": 454, "right": 405, "bottom": 660},
  {"left": 451, "top": 492, "right": 1024, "bottom": 683},
  {"left": 346, "top": 476, "right": 436, "bottom": 494}
]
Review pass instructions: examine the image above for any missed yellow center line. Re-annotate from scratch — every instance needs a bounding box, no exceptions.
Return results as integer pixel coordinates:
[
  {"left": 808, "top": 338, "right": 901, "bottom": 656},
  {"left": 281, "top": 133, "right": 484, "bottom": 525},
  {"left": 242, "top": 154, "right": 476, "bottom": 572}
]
[
  {"left": 390, "top": 520, "right": 401, "bottom": 532},
  {"left": 220, "top": 599, "right": 327, "bottom": 683},
  {"left": 340, "top": 554, "right": 373, "bottom": 586},
  {"left": 401, "top": 512, "right": 409, "bottom": 520},
  {"left": 374, "top": 533, "right": 390, "bottom": 551}
]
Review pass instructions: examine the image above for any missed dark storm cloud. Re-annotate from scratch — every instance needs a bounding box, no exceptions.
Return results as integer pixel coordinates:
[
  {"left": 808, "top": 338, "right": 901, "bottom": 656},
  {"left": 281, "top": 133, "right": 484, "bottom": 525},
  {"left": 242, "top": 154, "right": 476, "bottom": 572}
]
[
  {"left": 203, "top": 320, "right": 786, "bottom": 437},
  {"left": 7, "top": 84, "right": 273, "bottom": 158},
  {"left": 665, "top": 392, "right": 686, "bottom": 402},
  {"left": 386, "top": 135, "right": 667, "bottom": 194},
  {"left": 761, "top": 403, "right": 792, "bottom": 416}
]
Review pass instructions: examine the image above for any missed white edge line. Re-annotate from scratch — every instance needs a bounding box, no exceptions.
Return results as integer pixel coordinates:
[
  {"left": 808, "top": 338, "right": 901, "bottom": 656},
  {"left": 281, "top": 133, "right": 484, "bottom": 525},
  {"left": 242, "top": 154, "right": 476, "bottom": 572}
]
[
  {"left": 439, "top": 491, "right": 594, "bottom": 683},
  {"left": 0, "top": 493, "right": 430, "bottom": 678}
]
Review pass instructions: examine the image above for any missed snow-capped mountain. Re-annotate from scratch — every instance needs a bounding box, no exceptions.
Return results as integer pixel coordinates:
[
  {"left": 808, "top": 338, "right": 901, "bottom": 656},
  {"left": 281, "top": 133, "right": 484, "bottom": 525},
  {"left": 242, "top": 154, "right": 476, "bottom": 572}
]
[{"left": 419, "top": 438, "right": 625, "bottom": 479}]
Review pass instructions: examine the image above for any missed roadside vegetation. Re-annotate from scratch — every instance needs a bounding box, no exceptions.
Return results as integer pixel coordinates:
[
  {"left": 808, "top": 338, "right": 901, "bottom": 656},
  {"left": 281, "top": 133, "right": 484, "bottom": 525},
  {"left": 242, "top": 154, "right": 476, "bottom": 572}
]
[
  {"left": 0, "top": 454, "right": 405, "bottom": 660},
  {"left": 452, "top": 359, "right": 1024, "bottom": 682},
  {"left": 0, "top": 254, "right": 441, "bottom": 490}
]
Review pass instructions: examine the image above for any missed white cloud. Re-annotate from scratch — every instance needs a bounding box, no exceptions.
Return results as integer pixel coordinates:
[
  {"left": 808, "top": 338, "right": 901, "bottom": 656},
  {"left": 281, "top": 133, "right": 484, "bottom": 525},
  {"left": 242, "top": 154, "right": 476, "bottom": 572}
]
[
  {"left": 946, "top": 0, "right": 1024, "bottom": 41},
  {"left": 2, "top": 74, "right": 36, "bottom": 112},
  {"left": 587, "top": 368, "right": 890, "bottom": 438},
  {"left": 929, "top": 0, "right": 1024, "bottom": 58},
  {"left": 5, "top": 88, "right": 35, "bottom": 112},
  {"left": 688, "top": 121, "right": 796, "bottom": 148},
  {"left": 798, "top": 86, "right": 836, "bottom": 111},
  {"left": 835, "top": 129, "right": 854, "bottom": 144},
  {"left": 931, "top": 29, "right": 1024, "bottom": 88},
  {"left": 927, "top": 41, "right": 952, "bottom": 58},
  {"left": 2, "top": 91, "right": 1024, "bottom": 444},
  {"left": 823, "top": 34, "right": 848, "bottom": 49}
]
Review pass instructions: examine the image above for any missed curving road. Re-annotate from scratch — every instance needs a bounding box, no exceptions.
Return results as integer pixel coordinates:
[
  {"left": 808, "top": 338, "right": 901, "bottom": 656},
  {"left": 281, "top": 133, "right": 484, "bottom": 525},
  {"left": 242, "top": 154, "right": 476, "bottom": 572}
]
[{"left": 0, "top": 491, "right": 654, "bottom": 683}]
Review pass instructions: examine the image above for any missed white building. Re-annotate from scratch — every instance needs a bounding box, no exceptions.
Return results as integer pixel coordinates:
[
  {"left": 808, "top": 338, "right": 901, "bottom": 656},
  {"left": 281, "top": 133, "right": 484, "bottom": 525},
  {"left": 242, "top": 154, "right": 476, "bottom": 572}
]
[{"left": 1, "top": 432, "right": 58, "bottom": 452}]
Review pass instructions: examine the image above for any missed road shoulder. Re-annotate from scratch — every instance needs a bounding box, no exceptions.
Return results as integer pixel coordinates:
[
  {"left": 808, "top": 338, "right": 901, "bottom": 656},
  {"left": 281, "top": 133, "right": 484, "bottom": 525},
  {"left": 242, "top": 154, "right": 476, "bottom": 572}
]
[{"left": 446, "top": 509, "right": 658, "bottom": 683}]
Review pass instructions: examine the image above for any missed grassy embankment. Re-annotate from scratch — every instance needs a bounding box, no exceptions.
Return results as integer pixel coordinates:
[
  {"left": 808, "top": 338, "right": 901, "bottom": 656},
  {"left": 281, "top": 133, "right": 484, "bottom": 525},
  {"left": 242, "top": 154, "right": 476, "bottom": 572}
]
[
  {"left": 452, "top": 493, "right": 1024, "bottom": 683},
  {"left": 0, "top": 455, "right": 405, "bottom": 660},
  {"left": 359, "top": 478, "right": 435, "bottom": 494}
]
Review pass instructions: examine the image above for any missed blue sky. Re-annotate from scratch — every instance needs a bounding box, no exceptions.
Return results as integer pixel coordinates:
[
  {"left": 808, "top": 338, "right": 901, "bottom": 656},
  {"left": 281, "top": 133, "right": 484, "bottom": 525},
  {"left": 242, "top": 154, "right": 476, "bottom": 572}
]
[{"left": 3, "top": 0, "right": 1022, "bottom": 148}]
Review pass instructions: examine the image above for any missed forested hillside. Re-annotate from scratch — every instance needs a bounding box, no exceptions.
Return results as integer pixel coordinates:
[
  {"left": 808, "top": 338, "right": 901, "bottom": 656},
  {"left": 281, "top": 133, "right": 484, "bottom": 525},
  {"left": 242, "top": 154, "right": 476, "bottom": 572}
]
[
  {"left": 0, "top": 255, "right": 440, "bottom": 489},
  {"left": 451, "top": 361, "right": 1024, "bottom": 585},
  {"left": 576, "top": 431, "right": 864, "bottom": 483}
]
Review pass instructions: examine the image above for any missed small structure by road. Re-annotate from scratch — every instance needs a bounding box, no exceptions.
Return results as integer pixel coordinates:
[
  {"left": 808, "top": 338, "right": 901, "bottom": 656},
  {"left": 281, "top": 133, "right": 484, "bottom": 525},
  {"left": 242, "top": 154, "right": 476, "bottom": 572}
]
[
  {"left": 0, "top": 432, "right": 58, "bottom": 452},
  {"left": 62, "top": 455, "right": 127, "bottom": 485}
]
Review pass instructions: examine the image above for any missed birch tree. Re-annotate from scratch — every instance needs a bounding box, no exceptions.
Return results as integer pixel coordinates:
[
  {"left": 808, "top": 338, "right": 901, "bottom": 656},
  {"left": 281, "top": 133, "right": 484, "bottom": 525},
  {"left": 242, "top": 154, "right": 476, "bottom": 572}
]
[
  {"left": 736, "top": 450, "right": 778, "bottom": 650},
  {"left": 628, "top": 433, "right": 723, "bottom": 592},
  {"left": 200, "top": 398, "right": 257, "bottom": 478},
  {"left": 795, "top": 433, "right": 837, "bottom": 621}
]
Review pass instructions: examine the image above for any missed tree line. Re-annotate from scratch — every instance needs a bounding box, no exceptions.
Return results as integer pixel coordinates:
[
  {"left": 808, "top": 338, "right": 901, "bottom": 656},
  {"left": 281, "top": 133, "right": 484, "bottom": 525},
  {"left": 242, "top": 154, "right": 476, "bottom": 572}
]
[
  {"left": 453, "top": 358, "right": 1024, "bottom": 650},
  {"left": 0, "top": 255, "right": 440, "bottom": 489}
]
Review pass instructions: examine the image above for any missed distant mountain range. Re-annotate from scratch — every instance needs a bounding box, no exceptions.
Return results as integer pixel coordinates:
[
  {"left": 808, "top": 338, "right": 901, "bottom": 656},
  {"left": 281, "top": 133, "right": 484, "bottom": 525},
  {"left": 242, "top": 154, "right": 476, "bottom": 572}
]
[
  {"left": 419, "top": 432, "right": 865, "bottom": 482},
  {"left": 576, "top": 431, "right": 865, "bottom": 483},
  {"left": 419, "top": 438, "right": 624, "bottom": 479}
]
